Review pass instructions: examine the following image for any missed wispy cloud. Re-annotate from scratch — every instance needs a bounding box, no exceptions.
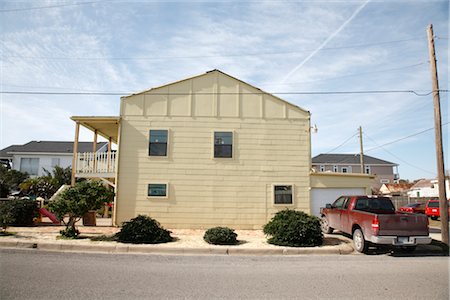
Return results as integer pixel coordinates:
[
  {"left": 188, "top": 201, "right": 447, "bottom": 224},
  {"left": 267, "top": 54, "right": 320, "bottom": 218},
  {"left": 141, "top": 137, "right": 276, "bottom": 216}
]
[{"left": 280, "top": 0, "right": 371, "bottom": 84}]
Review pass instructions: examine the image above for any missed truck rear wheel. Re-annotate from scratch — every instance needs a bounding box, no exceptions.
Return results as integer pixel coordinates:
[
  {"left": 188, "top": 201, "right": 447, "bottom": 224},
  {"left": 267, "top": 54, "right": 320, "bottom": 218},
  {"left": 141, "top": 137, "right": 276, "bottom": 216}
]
[
  {"left": 353, "top": 228, "right": 368, "bottom": 253},
  {"left": 320, "top": 216, "right": 334, "bottom": 234}
]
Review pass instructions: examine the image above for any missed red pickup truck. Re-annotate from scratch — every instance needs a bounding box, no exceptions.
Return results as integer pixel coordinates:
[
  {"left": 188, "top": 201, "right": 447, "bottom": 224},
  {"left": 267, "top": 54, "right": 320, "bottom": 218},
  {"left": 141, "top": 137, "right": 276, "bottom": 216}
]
[{"left": 320, "top": 196, "right": 431, "bottom": 253}]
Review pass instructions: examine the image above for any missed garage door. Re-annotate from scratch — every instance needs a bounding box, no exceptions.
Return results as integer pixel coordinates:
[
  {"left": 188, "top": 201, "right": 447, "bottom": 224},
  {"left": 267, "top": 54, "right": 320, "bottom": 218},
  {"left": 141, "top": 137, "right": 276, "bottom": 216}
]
[{"left": 311, "top": 188, "right": 365, "bottom": 216}]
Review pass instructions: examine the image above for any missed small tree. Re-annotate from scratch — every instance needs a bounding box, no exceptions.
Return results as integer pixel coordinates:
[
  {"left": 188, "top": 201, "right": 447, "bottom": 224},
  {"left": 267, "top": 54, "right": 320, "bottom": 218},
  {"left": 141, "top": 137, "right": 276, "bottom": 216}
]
[
  {"left": 19, "top": 177, "right": 58, "bottom": 200},
  {"left": 0, "top": 165, "right": 29, "bottom": 198},
  {"left": 43, "top": 166, "right": 72, "bottom": 187},
  {"left": 48, "top": 180, "right": 114, "bottom": 238}
]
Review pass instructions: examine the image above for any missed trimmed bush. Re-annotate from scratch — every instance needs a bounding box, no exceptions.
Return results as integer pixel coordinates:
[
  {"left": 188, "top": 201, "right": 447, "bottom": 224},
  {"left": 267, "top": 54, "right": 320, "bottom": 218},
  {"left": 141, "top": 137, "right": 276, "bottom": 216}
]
[
  {"left": 203, "top": 227, "right": 238, "bottom": 245},
  {"left": 0, "top": 199, "right": 37, "bottom": 226},
  {"left": 263, "top": 209, "right": 323, "bottom": 247},
  {"left": 116, "top": 215, "right": 173, "bottom": 244}
]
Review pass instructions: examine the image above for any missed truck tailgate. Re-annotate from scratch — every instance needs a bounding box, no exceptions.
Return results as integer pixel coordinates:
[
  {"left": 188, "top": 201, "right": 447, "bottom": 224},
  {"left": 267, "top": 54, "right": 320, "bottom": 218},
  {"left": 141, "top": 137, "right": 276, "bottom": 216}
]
[{"left": 378, "top": 213, "right": 429, "bottom": 236}]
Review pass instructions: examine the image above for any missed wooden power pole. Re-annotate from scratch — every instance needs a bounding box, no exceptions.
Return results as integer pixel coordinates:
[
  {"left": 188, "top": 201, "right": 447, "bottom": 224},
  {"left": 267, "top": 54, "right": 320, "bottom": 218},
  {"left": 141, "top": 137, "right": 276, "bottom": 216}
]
[
  {"left": 427, "top": 24, "right": 448, "bottom": 247},
  {"left": 359, "top": 126, "right": 364, "bottom": 174}
]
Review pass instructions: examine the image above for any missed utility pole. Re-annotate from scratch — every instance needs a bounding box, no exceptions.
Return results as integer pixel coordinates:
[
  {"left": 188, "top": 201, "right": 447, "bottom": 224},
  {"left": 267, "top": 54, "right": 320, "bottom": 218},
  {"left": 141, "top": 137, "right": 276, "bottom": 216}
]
[
  {"left": 359, "top": 126, "right": 364, "bottom": 174},
  {"left": 427, "top": 24, "right": 448, "bottom": 247}
]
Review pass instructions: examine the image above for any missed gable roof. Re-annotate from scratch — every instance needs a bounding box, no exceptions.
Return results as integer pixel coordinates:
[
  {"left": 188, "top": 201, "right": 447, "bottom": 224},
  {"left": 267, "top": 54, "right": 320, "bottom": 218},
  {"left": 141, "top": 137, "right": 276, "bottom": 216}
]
[
  {"left": 0, "top": 145, "right": 21, "bottom": 159},
  {"left": 312, "top": 154, "right": 397, "bottom": 166},
  {"left": 410, "top": 179, "right": 435, "bottom": 189},
  {"left": 381, "top": 183, "right": 414, "bottom": 193},
  {"left": 0, "top": 141, "right": 108, "bottom": 157},
  {"left": 122, "top": 69, "right": 309, "bottom": 114}
]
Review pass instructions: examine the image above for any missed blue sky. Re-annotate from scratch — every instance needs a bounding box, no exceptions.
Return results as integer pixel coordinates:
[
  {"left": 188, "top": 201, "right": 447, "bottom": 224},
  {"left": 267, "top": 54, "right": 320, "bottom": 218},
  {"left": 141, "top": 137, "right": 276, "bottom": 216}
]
[{"left": 0, "top": 0, "right": 448, "bottom": 181}]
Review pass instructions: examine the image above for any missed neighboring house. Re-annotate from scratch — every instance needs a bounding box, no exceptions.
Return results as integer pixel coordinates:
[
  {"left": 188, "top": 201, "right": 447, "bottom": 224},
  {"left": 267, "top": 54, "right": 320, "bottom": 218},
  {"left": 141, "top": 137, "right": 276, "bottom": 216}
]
[
  {"left": 0, "top": 141, "right": 107, "bottom": 177},
  {"left": 70, "top": 70, "right": 373, "bottom": 228},
  {"left": 379, "top": 183, "right": 414, "bottom": 196},
  {"left": 407, "top": 179, "right": 450, "bottom": 198},
  {"left": 312, "top": 154, "right": 399, "bottom": 191}
]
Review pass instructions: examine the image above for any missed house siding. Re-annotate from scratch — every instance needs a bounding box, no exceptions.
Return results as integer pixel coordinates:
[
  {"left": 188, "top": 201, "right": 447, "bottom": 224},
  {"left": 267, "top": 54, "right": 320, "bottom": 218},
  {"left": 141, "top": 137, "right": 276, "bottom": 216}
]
[
  {"left": 13, "top": 154, "right": 72, "bottom": 177},
  {"left": 115, "top": 71, "right": 311, "bottom": 229}
]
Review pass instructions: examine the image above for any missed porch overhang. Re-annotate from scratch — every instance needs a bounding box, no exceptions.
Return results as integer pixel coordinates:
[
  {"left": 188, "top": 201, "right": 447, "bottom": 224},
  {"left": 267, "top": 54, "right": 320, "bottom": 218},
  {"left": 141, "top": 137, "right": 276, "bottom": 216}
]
[{"left": 71, "top": 116, "right": 120, "bottom": 143}]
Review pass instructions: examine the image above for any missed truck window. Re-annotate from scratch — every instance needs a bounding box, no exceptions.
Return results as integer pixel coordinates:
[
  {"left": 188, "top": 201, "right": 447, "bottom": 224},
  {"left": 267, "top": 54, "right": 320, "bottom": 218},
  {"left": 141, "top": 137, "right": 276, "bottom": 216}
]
[
  {"left": 354, "top": 197, "right": 395, "bottom": 213},
  {"left": 343, "top": 198, "right": 350, "bottom": 209},
  {"left": 332, "top": 197, "right": 347, "bottom": 209}
]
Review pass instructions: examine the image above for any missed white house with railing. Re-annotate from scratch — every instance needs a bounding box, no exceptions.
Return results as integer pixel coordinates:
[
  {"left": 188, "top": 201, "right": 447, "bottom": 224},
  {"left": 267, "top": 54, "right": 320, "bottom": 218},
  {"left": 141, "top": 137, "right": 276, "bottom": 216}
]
[{"left": 70, "top": 116, "right": 119, "bottom": 188}]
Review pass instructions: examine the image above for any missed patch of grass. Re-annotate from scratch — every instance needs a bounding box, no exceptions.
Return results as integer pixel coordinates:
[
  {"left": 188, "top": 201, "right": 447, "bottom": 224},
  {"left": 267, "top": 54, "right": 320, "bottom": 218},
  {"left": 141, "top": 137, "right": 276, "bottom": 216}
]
[
  {"left": 90, "top": 234, "right": 117, "bottom": 242},
  {"left": 0, "top": 231, "right": 16, "bottom": 237}
]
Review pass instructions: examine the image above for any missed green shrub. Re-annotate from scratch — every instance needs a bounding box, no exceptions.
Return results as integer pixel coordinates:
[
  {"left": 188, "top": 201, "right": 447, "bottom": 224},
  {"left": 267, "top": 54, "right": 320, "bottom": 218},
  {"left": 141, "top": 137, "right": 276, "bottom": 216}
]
[
  {"left": 0, "top": 199, "right": 37, "bottom": 226},
  {"left": 203, "top": 227, "right": 238, "bottom": 245},
  {"left": 60, "top": 227, "right": 80, "bottom": 239},
  {"left": 116, "top": 215, "right": 173, "bottom": 244},
  {"left": 263, "top": 209, "right": 323, "bottom": 247},
  {"left": 0, "top": 202, "right": 14, "bottom": 232}
]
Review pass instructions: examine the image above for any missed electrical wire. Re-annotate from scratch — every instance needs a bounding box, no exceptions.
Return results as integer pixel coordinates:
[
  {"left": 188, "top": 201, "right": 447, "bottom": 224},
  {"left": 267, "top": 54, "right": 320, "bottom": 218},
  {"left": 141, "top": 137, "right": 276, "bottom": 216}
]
[
  {"left": 1, "top": 89, "right": 446, "bottom": 96},
  {"left": 365, "top": 122, "right": 449, "bottom": 152},
  {"left": 363, "top": 132, "right": 436, "bottom": 175},
  {"left": 324, "top": 131, "right": 359, "bottom": 154},
  {"left": 0, "top": 1, "right": 99, "bottom": 12},
  {"left": 266, "top": 62, "right": 427, "bottom": 86},
  {"left": 0, "top": 38, "right": 422, "bottom": 61}
]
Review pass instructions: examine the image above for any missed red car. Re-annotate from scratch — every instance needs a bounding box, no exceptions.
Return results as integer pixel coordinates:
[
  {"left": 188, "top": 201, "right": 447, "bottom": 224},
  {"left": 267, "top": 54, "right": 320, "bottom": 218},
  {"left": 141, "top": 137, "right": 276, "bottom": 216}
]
[
  {"left": 425, "top": 200, "right": 450, "bottom": 220},
  {"left": 399, "top": 203, "right": 425, "bottom": 214}
]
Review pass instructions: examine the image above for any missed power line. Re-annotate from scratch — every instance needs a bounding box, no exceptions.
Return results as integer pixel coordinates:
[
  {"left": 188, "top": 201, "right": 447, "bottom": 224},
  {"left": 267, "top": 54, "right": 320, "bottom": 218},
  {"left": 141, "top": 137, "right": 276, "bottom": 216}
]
[
  {"left": 0, "top": 38, "right": 421, "bottom": 61},
  {"left": 365, "top": 122, "right": 450, "bottom": 152},
  {"left": 363, "top": 132, "right": 435, "bottom": 175},
  {"left": 324, "top": 131, "right": 359, "bottom": 154},
  {"left": 0, "top": 1, "right": 99, "bottom": 12},
  {"left": 0, "top": 89, "right": 446, "bottom": 96},
  {"left": 266, "top": 62, "right": 427, "bottom": 86}
]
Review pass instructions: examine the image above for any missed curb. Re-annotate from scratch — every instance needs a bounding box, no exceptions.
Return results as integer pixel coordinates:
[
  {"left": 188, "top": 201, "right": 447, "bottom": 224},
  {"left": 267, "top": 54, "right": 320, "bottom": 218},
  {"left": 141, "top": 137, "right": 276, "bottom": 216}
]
[{"left": 0, "top": 240, "right": 354, "bottom": 256}]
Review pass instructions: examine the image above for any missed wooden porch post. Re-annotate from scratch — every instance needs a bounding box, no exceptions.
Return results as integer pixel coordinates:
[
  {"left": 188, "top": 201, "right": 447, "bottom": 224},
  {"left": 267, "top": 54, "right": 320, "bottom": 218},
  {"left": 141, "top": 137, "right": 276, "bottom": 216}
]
[
  {"left": 107, "top": 136, "right": 112, "bottom": 172},
  {"left": 71, "top": 122, "right": 80, "bottom": 186},
  {"left": 93, "top": 130, "right": 98, "bottom": 172}
]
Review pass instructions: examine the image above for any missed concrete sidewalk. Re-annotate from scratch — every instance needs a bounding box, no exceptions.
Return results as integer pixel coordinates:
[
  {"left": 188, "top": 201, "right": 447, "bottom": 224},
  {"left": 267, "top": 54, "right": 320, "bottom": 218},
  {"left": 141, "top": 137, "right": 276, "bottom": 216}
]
[
  {"left": 0, "top": 218, "right": 354, "bottom": 256},
  {"left": 0, "top": 219, "right": 446, "bottom": 256}
]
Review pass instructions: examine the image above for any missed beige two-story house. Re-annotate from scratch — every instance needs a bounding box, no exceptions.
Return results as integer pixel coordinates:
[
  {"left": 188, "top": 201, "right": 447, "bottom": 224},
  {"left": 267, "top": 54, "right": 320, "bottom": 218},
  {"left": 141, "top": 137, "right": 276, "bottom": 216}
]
[{"left": 71, "top": 70, "right": 313, "bottom": 229}]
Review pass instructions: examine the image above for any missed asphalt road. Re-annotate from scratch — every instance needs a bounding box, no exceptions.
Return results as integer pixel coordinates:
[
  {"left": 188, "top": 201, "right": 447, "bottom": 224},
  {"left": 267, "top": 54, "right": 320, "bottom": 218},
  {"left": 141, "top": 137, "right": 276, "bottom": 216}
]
[{"left": 0, "top": 249, "right": 448, "bottom": 300}]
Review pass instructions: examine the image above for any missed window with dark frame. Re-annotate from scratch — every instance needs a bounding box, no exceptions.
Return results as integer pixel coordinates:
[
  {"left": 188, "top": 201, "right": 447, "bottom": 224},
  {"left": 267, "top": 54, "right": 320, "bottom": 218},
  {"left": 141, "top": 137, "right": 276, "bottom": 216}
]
[
  {"left": 214, "top": 131, "right": 233, "bottom": 158},
  {"left": 274, "top": 185, "right": 293, "bottom": 204},
  {"left": 149, "top": 130, "right": 168, "bottom": 156},
  {"left": 148, "top": 183, "right": 167, "bottom": 197}
]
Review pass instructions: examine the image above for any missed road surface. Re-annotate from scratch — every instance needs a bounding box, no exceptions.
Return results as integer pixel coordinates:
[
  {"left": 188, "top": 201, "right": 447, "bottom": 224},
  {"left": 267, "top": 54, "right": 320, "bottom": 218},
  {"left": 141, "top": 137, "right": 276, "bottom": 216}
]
[{"left": 0, "top": 249, "right": 448, "bottom": 299}]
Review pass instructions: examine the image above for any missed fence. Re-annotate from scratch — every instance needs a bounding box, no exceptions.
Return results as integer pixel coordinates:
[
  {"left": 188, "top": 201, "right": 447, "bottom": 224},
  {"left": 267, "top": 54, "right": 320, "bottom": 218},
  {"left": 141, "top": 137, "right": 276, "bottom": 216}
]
[{"left": 390, "top": 196, "right": 438, "bottom": 210}]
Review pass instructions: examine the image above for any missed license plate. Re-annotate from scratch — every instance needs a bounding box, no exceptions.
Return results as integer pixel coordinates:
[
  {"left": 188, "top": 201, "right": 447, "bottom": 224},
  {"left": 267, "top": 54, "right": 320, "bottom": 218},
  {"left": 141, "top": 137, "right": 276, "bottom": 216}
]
[
  {"left": 398, "top": 237, "right": 409, "bottom": 244},
  {"left": 432, "top": 209, "right": 438, "bottom": 212}
]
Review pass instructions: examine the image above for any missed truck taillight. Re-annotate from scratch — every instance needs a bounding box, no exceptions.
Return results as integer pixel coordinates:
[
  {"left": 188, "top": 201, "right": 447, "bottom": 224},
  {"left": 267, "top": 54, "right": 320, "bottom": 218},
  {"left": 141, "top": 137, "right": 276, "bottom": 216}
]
[{"left": 372, "top": 216, "right": 379, "bottom": 235}]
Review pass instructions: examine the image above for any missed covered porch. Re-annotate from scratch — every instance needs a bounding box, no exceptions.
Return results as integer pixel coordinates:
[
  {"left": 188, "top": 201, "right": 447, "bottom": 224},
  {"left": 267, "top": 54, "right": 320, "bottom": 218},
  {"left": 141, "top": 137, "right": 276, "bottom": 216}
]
[{"left": 70, "top": 116, "right": 120, "bottom": 188}]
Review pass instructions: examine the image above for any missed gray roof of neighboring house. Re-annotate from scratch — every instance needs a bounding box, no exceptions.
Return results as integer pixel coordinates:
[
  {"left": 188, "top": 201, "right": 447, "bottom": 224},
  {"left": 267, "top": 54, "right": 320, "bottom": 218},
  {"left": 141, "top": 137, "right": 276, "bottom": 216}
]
[
  {"left": 0, "top": 141, "right": 108, "bottom": 158},
  {"left": 312, "top": 154, "right": 397, "bottom": 166}
]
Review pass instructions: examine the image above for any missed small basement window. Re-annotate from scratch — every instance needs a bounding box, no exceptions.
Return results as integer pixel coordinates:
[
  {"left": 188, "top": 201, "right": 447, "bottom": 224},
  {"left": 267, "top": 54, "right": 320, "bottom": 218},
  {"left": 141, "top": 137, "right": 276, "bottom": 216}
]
[
  {"left": 214, "top": 131, "right": 233, "bottom": 158},
  {"left": 148, "top": 183, "right": 168, "bottom": 197},
  {"left": 149, "top": 130, "right": 168, "bottom": 156},
  {"left": 274, "top": 185, "right": 293, "bottom": 204}
]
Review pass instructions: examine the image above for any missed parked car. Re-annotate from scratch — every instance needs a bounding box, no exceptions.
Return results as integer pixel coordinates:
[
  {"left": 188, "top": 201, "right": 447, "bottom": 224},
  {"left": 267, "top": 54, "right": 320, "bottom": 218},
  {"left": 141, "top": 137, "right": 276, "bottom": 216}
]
[
  {"left": 425, "top": 200, "right": 450, "bottom": 220},
  {"left": 399, "top": 203, "right": 425, "bottom": 214},
  {"left": 320, "top": 195, "right": 431, "bottom": 254}
]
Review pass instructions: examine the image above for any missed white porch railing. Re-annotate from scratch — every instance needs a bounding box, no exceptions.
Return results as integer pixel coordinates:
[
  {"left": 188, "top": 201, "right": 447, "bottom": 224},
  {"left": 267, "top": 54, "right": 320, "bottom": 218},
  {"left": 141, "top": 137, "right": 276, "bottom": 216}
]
[{"left": 76, "top": 152, "right": 116, "bottom": 176}]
